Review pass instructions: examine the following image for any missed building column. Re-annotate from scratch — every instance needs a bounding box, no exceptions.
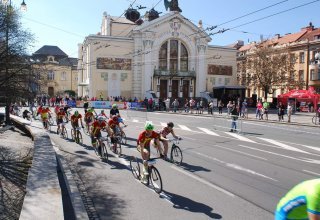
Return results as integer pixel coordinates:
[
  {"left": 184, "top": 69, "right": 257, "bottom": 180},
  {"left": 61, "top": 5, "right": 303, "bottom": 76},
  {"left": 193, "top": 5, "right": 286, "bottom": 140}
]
[{"left": 196, "top": 44, "right": 207, "bottom": 97}]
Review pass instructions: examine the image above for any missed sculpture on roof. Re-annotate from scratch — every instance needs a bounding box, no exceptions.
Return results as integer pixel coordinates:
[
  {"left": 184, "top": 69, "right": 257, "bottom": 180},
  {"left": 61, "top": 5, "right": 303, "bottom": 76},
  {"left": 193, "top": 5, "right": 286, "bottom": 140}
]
[{"left": 164, "top": 0, "right": 182, "bottom": 12}]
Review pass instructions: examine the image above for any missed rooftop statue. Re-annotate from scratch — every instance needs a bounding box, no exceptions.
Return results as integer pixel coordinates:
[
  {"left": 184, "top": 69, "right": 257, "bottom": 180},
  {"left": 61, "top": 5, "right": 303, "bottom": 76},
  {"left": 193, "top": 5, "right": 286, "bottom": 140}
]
[{"left": 164, "top": 0, "right": 182, "bottom": 12}]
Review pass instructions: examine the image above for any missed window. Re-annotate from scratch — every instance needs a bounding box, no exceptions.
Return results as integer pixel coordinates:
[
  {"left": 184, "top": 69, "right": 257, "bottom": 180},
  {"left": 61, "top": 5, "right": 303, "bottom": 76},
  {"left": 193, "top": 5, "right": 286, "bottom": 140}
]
[
  {"left": 48, "top": 71, "right": 55, "bottom": 80},
  {"left": 61, "top": 72, "right": 66, "bottom": 81},
  {"left": 299, "top": 70, "right": 304, "bottom": 81},
  {"left": 299, "top": 52, "right": 305, "bottom": 63},
  {"left": 290, "top": 54, "right": 295, "bottom": 63},
  {"left": 158, "top": 40, "right": 189, "bottom": 72},
  {"left": 224, "top": 78, "right": 230, "bottom": 85},
  {"left": 290, "top": 71, "right": 294, "bottom": 80},
  {"left": 310, "top": 69, "right": 315, "bottom": 80}
]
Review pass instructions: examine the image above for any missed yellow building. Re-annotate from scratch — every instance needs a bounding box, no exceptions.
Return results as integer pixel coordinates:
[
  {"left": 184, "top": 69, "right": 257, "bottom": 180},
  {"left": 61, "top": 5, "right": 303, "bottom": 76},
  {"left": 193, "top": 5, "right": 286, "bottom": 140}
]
[{"left": 32, "top": 45, "right": 78, "bottom": 96}]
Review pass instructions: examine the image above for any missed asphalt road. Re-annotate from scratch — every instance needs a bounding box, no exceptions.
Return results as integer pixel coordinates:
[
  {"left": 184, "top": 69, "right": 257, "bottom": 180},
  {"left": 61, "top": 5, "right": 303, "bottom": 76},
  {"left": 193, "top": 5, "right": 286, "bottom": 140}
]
[{"left": 37, "top": 108, "right": 320, "bottom": 219}]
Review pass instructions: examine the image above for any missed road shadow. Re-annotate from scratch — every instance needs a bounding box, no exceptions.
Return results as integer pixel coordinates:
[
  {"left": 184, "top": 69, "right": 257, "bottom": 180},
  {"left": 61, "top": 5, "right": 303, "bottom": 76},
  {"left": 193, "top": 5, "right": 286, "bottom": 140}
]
[
  {"left": 77, "top": 161, "right": 94, "bottom": 167},
  {"left": 161, "top": 191, "right": 222, "bottom": 219},
  {"left": 179, "top": 161, "right": 211, "bottom": 173}
]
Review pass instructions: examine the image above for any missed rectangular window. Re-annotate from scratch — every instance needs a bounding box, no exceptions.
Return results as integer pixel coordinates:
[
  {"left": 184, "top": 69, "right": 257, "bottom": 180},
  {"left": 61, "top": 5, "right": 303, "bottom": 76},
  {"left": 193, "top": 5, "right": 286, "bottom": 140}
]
[
  {"left": 169, "top": 40, "right": 178, "bottom": 73},
  {"left": 310, "top": 69, "right": 315, "bottom": 80},
  {"left": 290, "top": 54, "right": 295, "bottom": 63},
  {"left": 299, "top": 52, "right": 305, "bottom": 63},
  {"left": 225, "top": 78, "right": 230, "bottom": 85},
  {"left": 299, "top": 70, "right": 304, "bottom": 81},
  {"left": 159, "top": 42, "right": 168, "bottom": 70},
  {"left": 47, "top": 71, "right": 55, "bottom": 80},
  {"left": 61, "top": 72, "right": 66, "bottom": 81}
]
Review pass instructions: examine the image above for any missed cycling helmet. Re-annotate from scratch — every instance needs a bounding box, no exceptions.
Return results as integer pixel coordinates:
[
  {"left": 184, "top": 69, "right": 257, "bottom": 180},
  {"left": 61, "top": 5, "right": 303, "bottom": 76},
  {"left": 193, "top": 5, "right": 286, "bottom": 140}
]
[
  {"left": 98, "top": 116, "right": 105, "bottom": 121},
  {"left": 112, "top": 104, "right": 117, "bottom": 108},
  {"left": 101, "top": 110, "right": 104, "bottom": 113},
  {"left": 144, "top": 121, "right": 154, "bottom": 131},
  {"left": 74, "top": 111, "right": 79, "bottom": 116},
  {"left": 88, "top": 108, "right": 94, "bottom": 113},
  {"left": 112, "top": 115, "right": 118, "bottom": 121},
  {"left": 167, "top": 122, "right": 174, "bottom": 128}
]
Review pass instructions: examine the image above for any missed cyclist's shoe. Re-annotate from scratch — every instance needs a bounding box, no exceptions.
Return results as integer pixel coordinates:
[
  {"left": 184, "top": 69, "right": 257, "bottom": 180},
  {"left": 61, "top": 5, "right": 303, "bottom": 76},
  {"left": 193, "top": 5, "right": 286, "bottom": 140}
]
[
  {"left": 142, "top": 166, "right": 149, "bottom": 176},
  {"left": 141, "top": 174, "right": 148, "bottom": 184},
  {"left": 160, "top": 153, "right": 165, "bottom": 159},
  {"left": 98, "top": 146, "right": 102, "bottom": 156}
]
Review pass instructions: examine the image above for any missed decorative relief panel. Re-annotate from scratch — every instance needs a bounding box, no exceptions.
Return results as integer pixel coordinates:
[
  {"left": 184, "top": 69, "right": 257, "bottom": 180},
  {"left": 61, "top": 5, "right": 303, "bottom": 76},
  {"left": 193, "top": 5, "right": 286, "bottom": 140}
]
[
  {"left": 208, "top": 64, "right": 232, "bottom": 76},
  {"left": 97, "top": 57, "right": 132, "bottom": 70}
]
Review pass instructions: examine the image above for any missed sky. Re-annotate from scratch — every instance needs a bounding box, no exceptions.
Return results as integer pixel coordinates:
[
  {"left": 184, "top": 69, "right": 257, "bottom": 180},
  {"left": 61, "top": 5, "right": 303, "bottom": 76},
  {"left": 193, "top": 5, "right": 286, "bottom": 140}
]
[{"left": 14, "top": 0, "right": 320, "bottom": 58}]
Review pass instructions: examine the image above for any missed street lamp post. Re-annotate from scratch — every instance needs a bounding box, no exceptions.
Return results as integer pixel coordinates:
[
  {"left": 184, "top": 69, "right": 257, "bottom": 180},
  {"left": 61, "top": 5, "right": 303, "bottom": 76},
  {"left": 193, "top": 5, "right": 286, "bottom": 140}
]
[{"left": 1, "top": 0, "right": 27, "bottom": 124}]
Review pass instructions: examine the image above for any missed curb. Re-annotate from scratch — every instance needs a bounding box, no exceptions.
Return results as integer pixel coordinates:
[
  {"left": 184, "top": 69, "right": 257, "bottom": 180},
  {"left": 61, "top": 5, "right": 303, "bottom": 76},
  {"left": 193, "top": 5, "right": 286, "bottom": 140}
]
[{"left": 55, "top": 147, "right": 89, "bottom": 220}]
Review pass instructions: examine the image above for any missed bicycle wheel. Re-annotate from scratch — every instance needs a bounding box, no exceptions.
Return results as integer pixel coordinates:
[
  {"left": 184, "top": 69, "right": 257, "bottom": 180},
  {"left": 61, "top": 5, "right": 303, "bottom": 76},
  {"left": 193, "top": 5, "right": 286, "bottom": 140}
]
[
  {"left": 46, "top": 122, "right": 51, "bottom": 131},
  {"left": 149, "top": 166, "right": 163, "bottom": 193},
  {"left": 49, "top": 116, "right": 54, "bottom": 126},
  {"left": 71, "top": 129, "right": 75, "bottom": 141},
  {"left": 77, "top": 131, "right": 83, "bottom": 145},
  {"left": 121, "top": 132, "right": 127, "bottom": 145},
  {"left": 130, "top": 157, "right": 141, "bottom": 180},
  {"left": 84, "top": 125, "right": 90, "bottom": 136},
  {"left": 115, "top": 139, "right": 122, "bottom": 156},
  {"left": 100, "top": 143, "right": 108, "bottom": 161},
  {"left": 171, "top": 145, "right": 183, "bottom": 165},
  {"left": 312, "top": 116, "right": 319, "bottom": 125},
  {"left": 62, "top": 127, "right": 68, "bottom": 139}
]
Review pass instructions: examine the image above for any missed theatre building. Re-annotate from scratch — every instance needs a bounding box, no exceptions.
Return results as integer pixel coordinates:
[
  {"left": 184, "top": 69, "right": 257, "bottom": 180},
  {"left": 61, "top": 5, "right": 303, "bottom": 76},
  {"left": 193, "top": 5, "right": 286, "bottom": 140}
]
[{"left": 77, "top": 8, "right": 238, "bottom": 101}]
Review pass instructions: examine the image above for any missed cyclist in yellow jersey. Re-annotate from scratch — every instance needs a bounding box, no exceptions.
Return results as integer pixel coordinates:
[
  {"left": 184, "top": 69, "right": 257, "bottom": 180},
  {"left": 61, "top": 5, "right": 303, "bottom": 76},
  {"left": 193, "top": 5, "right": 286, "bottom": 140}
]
[{"left": 275, "top": 178, "right": 320, "bottom": 220}]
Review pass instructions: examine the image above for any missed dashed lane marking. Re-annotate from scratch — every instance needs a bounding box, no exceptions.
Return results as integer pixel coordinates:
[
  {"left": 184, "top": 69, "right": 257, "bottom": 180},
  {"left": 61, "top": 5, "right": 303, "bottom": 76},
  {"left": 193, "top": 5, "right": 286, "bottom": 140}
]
[
  {"left": 225, "top": 132, "right": 257, "bottom": 143},
  {"left": 160, "top": 122, "right": 167, "bottom": 127},
  {"left": 178, "top": 124, "right": 192, "bottom": 131},
  {"left": 197, "top": 127, "right": 220, "bottom": 136},
  {"left": 303, "top": 170, "right": 320, "bottom": 176},
  {"left": 257, "top": 138, "right": 311, "bottom": 154}
]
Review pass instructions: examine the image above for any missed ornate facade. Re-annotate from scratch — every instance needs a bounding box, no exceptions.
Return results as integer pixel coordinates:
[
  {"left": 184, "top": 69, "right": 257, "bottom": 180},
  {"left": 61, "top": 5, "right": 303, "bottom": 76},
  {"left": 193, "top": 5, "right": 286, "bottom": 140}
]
[{"left": 78, "top": 11, "right": 238, "bottom": 100}]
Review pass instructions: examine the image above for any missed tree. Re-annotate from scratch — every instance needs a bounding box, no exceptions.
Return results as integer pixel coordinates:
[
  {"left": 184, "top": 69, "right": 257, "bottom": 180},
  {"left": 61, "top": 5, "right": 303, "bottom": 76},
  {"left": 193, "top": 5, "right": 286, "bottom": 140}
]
[
  {"left": 0, "top": 4, "right": 45, "bottom": 124},
  {"left": 237, "top": 44, "right": 303, "bottom": 100}
]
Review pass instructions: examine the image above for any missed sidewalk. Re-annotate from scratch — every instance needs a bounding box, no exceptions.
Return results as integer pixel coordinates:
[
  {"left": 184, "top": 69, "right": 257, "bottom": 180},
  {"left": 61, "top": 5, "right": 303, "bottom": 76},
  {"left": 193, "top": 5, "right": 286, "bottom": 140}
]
[{"left": 160, "top": 108, "right": 318, "bottom": 127}]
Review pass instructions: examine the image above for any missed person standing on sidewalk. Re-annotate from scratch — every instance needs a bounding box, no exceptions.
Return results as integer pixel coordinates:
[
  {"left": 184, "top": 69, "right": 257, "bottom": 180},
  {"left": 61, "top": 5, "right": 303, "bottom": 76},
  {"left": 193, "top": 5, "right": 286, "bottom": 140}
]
[
  {"left": 230, "top": 104, "right": 239, "bottom": 132},
  {"left": 277, "top": 102, "right": 285, "bottom": 122},
  {"left": 263, "top": 100, "right": 269, "bottom": 120},
  {"left": 172, "top": 99, "right": 179, "bottom": 113},
  {"left": 218, "top": 100, "right": 223, "bottom": 115},
  {"left": 287, "top": 102, "right": 293, "bottom": 123},
  {"left": 165, "top": 97, "right": 170, "bottom": 112},
  {"left": 208, "top": 100, "right": 214, "bottom": 115}
]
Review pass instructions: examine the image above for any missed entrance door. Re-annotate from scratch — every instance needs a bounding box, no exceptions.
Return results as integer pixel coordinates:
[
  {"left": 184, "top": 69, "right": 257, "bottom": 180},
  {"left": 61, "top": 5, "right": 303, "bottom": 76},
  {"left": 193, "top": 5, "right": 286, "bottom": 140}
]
[
  {"left": 160, "top": 80, "right": 168, "bottom": 99},
  {"left": 182, "top": 80, "right": 189, "bottom": 98},
  {"left": 48, "top": 87, "right": 54, "bottom": 96},
  {"left": 171, "top": 80, "right": 179, "bottom": 99}
]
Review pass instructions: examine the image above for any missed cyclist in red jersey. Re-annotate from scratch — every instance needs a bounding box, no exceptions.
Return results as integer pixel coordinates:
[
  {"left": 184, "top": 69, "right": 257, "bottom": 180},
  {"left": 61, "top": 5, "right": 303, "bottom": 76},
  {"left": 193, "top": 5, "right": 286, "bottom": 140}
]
[
  {"left": 70, "top": 111, "right": 84, "bottom": 138},
  {"left": 56, "top": 107, "right": 66, "bottom": 134},
  {"left": 91, "top": 116, "right": 112, "bottom": 156},
  {"left": 137, "top": 121, "right": 161, "bottom": 183},
  {"left": 158, "top": 122, "right": 180, "bottom": 160}
]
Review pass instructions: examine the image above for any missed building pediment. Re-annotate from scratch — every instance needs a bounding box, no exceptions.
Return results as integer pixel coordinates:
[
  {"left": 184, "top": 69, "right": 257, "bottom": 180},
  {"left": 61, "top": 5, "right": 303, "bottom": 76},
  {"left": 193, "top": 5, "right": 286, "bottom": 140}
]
[{"left": 132, "top": 12, "right": 211, "bottom": 42}]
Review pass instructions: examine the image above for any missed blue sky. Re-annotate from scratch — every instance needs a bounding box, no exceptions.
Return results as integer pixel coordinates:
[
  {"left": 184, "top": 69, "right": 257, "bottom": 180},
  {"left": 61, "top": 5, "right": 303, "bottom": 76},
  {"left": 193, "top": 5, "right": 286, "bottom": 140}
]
[{"left": 16, "top": 0, "right": 320, "bottom": 57}]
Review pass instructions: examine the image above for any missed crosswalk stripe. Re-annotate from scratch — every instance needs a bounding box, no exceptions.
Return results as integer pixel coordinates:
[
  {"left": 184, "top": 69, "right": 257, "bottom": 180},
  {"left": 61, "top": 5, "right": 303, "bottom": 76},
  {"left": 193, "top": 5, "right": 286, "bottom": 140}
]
[
  {"left": 258, "top": 138, "right": 311, "bottom": 154},
  {"left": 198, "top": 127, "right": 220, "bottom": 136},
  {"left": 225, "top": 132, "right": 257, "bottom": 143},
  {"left": 160, "top": 122, "right": 167, "bottom": 127},
  {"left": 132, "top": 119, "right": 139, "bottom": 122},
  {"left": 178, "top": 125, "right": 192, "bottom": 131}
]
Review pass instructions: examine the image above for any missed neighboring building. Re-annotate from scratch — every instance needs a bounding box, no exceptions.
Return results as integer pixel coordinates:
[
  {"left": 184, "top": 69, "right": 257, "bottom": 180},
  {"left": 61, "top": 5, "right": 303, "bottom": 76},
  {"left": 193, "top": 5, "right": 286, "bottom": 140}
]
[
  {"left": 32, "top": 45, "right": 78, "bottom": 96},
  {"left": 236, "top": 22, "right": 320, "bottom": 101},
  {"left": 77, "top": 9, "right": 238, "bottom": 101}
]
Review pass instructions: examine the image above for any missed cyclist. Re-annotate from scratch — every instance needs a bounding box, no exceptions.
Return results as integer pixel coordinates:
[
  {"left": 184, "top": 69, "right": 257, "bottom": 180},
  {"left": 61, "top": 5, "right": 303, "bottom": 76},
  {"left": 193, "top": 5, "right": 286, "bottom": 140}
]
[
  {"left": 110, "top": 104, "right": 120, "bottom": 117},
  {"left": 275, "top": 178, "right": 320, "bottom": 220},
  {"left": 70, "top": 111, "right": 84, "bottom": 140},
  {"left": 54, "top": 104, "right": 60, "bottom": 115},
  {"left": 40, "top": 106, "right": 51, "bottom": 129},
  {"left": 84, "top": 108, "right": 95, "bottom": 131},
  {"left": 158, "top": 122, "right": 180, "bottom": 160},
  {"left": 36, "top": 105, "right": 43, "bottom": 117},
  {"left": 56, "top": 107, "right": 67, "bottom": 134},
  {"left": 137, "top": 121, "right": 161, "bottom": 184},
  {"left": 98, "top": 109, "right": 108, "bottom": 119},
  {"left": 107, "top": 115, "right": 122, "bottom": 152},
  {"left": 90, "top": 116, "right": 111, "bottom": 157}
]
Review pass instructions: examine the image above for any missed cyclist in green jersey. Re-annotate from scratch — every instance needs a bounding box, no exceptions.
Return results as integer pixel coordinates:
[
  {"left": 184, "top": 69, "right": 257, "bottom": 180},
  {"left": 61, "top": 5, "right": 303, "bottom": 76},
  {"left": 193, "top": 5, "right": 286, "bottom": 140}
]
[{"left": 275, "top": 179, "right": 320, "bottom": 220}]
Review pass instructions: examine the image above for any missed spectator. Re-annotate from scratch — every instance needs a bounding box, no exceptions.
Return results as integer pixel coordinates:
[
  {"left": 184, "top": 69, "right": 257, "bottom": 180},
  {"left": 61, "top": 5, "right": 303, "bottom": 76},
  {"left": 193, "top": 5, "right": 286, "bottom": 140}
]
[
  {"left": 218, "top": 100, "right": 223, "bottom": 115},
  {"left": 230, "top": 104, "right": 239, "bottom": 132},
  {"left": 165, "top": 97, "right": 170, "bottom": 112},
  {"left": 277, "top": 102, "right": 285, "bottom": 122},
  {"left": 208, "top": 100, "right": 214, "bottom": 115},
  {"left": 184, "top": 98, "right": 189, "bottom": 113},
  {"left": 189, "top": 98, "right": 195, "bottom": 114},
  {"left": 227, "top": 101, "right": 233, "bottom": 115},
  {"left": 172, "top": 99, "right": 179, "bottom": 113},
  {"left": 287, "top": 102, "right": 293, "bottom": 123},
  {"left": 199, "top": 99, "right": 204, "bottom": 114},
  {"left": 241, "top": 99, "right": 248, "bottom": 118}
]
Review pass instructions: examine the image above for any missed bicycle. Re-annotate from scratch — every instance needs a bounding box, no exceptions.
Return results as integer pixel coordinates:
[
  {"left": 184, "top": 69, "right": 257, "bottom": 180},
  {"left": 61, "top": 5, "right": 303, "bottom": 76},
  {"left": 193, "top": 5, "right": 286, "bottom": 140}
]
[
  {"left": 71, "top": 126, "right": 83, "bottom": 145},
  {"left": 115, "top": 125, "right": 127, "bottom": 145},
  {"left": 130, "top": 157, "right": 163, "bottom": 193},
  {"left": 57, "top": 122, "right": 68, "bottom": 139},
  {"left": 110, "top": 134, "right": 122, "bottom": 156},
  {"left": 43, "top": 118, "right": 51, "bottom": 131},
  {"left": 157, "top": 138, "right": 183, "bottom": 165},
  {"left": 84, "top": 122, "right": 92, "bottom": 136},
  {"left": 312, "top": 114, "right": 320, "bottom": 125},
  {"left": 48, "top": 113, "right": 54, "bottom": 126},
  {"left": 93, "top": 135, "right": 110, "bottom": 162}
]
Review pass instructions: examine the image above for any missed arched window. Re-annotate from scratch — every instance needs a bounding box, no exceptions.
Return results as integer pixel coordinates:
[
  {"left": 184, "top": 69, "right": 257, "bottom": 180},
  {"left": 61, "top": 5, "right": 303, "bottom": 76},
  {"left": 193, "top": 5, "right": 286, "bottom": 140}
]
[
  {"left": 61, "top": 71, "right": 66, "bottom": 81},
  {"left": 158, "top": 39, "right": 188, "bottom": 72}
]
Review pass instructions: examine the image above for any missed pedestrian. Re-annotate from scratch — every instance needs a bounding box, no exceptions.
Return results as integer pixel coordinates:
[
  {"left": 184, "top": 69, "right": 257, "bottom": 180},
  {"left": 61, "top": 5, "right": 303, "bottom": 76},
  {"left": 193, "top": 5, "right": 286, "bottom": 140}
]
[
  {"left": 227, "top": 101, "right": 233, "bottom": 115},
  {"left": 241, "top": 99, "right": 248, "bottom": 118},
  {"left": 165, "top": 97, "right": 170, "bottom": 112},
  {"left": 256, "top": 100, "right": 263, "bottom": 120},
  {"left": 287, "top": 102, "right": 293, "bottom": 123},
  {"left": 184, "top": 98, "right": 189, "bottom": 113},
  {"left": 230, "top": 104, "right": 239, "bottom": 132},
  {"left": 199, "top": 99, "right": 204, "bottom": 114},
  {"left": 172, "top": 99, "right": 179, "bottom": 113},
  {"left": 189, "top": 98, "right": 195, "bottom": 114},
  {"left": 218, "top": 100, "right": 223, "bottom": 115},
  {"left": 263, "top": 100, "right": 269, "bottom": 120},
  {"left": 208, "top": 100, "right": 214, "bottom": 115},
  {"left": 277, "top": 102, "right": 285, "bottom": 122}
]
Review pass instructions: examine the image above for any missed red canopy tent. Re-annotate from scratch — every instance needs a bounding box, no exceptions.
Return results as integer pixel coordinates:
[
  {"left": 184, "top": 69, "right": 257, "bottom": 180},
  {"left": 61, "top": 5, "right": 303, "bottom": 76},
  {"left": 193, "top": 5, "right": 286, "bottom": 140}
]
[{"left": 277, "top": 87, "right": 320, "bottom": 112}]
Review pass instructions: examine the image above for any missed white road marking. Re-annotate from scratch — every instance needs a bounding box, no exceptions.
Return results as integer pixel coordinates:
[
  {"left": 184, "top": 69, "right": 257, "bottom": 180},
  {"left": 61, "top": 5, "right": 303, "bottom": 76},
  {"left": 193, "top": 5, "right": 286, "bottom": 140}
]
[
  {"left": 302, "top": 145, "right": 320, "bottom": 153},
  {"left": 178, "top": 125, "right": 192, "bottom": 131},
  {"left": 195, "top": 152, "right": 277, "bottom": 181},
  {"left": 303, "top": 170, "right": 320, "bottom": 176},
  {"left": 160, "top": 122, "right": 167, "bottom": 127},
  {"left": 132, "top": 119, "right": 139, "bottom": 123},
  {"left": 171, "top": 166, "right": 235, "bottom": 197},
  {"left": 258, "top": 138, "right": 311, "bottom": 154},
  {"left": 214, "top": 145, "right": 267, "bottom": 161},
  {"left": 238, "top": 144, "right": 320, "bottom": 165},
  {"left": 197, "top": 127, "right": 220, "bottom": 136},
  {"left": 225, "top": 132, "right": 256, "bottom": 143}
]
